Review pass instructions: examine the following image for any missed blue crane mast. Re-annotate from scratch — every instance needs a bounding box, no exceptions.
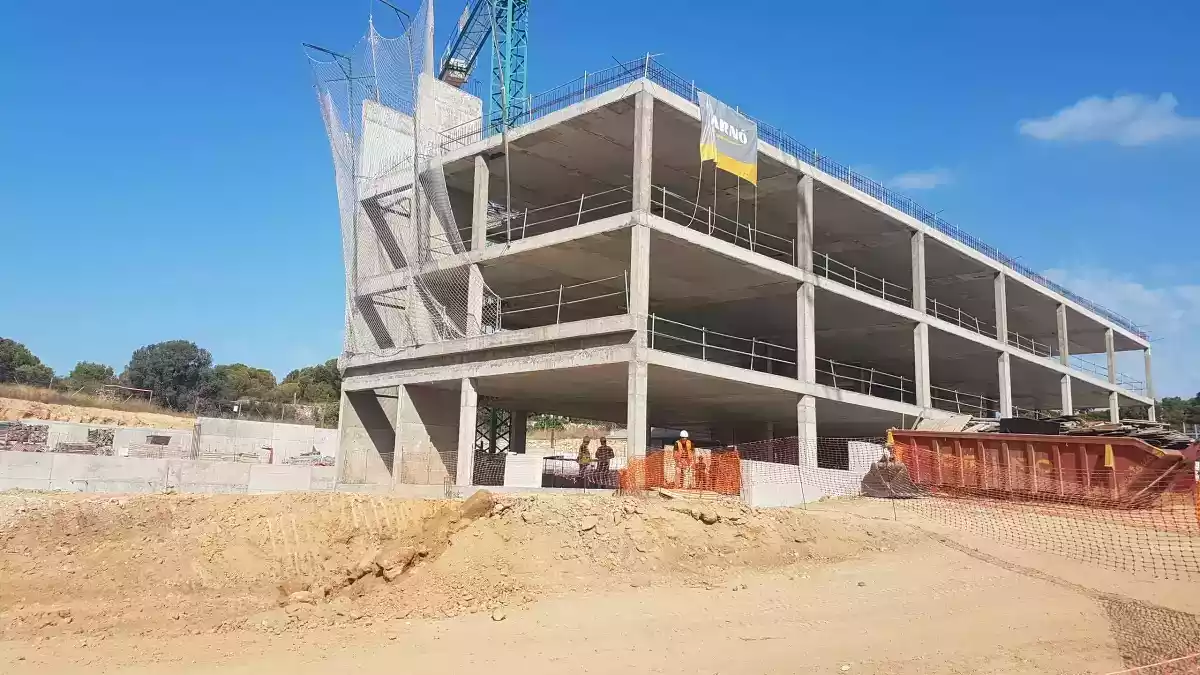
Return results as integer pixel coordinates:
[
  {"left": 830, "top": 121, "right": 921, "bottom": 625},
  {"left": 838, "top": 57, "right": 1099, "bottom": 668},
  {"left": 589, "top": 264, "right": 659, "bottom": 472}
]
[{"left": 437, "top": 0, "right": 529, "bottom": 131}]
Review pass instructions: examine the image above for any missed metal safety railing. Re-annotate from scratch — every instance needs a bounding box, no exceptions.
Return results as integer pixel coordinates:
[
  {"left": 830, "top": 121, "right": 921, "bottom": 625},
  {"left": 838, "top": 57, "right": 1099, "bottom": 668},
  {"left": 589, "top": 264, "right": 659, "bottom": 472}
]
[
  {"left": 813, "top": 252, "right": 911, "bottom": 305},
  {"left": 435, "top": 54, "right": 1147, "bottom": 339},
  {"left": 1007, "top": 330, "right": 1056, "bottom": 359},
  {"left": 650, "top": 185, "right": 796, "bottom": 264},
  {"left": 648, "top": 314, "right": 797, "bottom": 376},
  {"left": 1012, "top": 405, "right": 1057, "bottom": 420},
  {"left": 486, "top": 186, "right": 633, "bottom": 244},
  {"left": 930, "top": 386, "right": 1000, "bottom": 418},
  {"left": 815, "top": 357, "right": 914, "bottom": 403},
  {"left": 1068, "top": 354, "right": 1147, "bottom": 393},
  {"left": 927, "top": 297, "right": 996, "bottom": 339},
  {"left": 498, "top": 273, "right": 628, "bottom": 329}
]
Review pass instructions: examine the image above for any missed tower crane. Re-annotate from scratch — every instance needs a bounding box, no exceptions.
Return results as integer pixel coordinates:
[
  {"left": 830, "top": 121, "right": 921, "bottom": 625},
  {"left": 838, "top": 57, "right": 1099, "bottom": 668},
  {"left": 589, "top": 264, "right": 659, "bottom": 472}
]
[{"left": 437, "top": 0, "right": 529, "bottom": 129}]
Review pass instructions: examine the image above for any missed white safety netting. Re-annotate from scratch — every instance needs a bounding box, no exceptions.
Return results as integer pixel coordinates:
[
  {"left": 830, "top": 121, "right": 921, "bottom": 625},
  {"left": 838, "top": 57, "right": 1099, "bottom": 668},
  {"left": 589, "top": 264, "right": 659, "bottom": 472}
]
[{"left": 309, "top": 3, "right": 500, "bottom": 360}]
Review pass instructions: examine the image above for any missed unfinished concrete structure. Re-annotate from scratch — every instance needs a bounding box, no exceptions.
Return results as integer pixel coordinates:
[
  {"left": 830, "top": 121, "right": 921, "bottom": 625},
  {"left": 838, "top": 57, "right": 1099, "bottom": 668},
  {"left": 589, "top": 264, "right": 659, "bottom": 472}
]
[{"left": 317, "top": 45, "right": 1154, "bottom": 490}]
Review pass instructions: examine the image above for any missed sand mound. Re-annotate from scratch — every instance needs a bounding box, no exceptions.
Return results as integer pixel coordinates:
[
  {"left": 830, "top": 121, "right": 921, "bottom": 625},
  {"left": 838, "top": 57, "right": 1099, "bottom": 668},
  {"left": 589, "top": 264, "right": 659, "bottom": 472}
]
[
  {"left": 0, "top": 397, "right": 195, "bottom": 429},
  {"left": 0, "top": 490, "right": 916, "bottom": 640}
]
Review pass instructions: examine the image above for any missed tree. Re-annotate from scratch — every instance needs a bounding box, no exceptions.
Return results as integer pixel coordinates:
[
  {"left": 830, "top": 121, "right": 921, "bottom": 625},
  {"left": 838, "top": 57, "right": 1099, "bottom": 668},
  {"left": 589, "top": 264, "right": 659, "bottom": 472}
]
[
  {"left": 212, "top": 363, "right": 277, "bottom": 401},
  {"left": 1159, "top": 394, "right": 1200, "bottom": 428},
  {"left": 122, "top": 340, "right": 215, "bottom": 411},
  {"left": 0, "top": 338, "right": 55, "bottom": 386},
  {"left": 531, "top": 413, "right": 567, "bottom": 448},
  {"left": 278, "top": 358, "right": 341, "bottom": 403},
  {"left": 65, "top": 361, "right": 116, "bottom": 391}
]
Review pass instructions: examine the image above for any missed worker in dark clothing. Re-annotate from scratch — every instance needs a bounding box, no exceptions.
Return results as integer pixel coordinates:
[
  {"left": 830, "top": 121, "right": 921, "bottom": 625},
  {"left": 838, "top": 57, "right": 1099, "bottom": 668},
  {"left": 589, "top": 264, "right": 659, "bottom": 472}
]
[{"left": 595, "top": 436, "right": 615, "bottom": 473}]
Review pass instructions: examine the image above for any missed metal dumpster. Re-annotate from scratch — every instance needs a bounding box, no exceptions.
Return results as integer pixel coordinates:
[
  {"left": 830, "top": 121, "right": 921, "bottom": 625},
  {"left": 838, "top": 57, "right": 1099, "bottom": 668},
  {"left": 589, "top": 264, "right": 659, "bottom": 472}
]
[{"left": 890, "top": 430, "right": 1198, "bottom": 508}]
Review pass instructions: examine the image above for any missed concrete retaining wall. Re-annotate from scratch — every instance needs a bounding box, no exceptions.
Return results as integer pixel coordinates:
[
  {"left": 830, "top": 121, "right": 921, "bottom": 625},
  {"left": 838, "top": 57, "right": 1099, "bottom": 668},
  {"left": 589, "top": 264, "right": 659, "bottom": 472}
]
[
  {"left": 0, "top": 451, "right": 337, "bottom": 495},
  {"left": 193, "top": 417, "right": 337, "bottom": 464},
  {"left": 3, "top": 417, "right": 336, "bottom": 466}
]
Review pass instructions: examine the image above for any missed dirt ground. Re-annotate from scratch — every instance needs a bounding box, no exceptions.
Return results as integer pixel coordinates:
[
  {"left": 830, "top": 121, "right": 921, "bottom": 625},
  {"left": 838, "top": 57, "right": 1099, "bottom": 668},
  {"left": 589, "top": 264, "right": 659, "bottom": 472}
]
[
  {"left": 0, "top": 397, "right": 195, "bottom": 430},
  {"left": 0, "top": 489, "right": 1195, "bottom": 674}
]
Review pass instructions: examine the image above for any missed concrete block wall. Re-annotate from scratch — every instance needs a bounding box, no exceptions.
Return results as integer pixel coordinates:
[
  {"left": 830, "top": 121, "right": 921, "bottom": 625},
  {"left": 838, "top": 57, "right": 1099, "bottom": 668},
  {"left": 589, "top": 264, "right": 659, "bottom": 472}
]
[
  {"left": 501, "top": 454, "right": 542, "bottom": 488},
  {"left": 740, "top": 449, "right": 880, "bottom": 507}
]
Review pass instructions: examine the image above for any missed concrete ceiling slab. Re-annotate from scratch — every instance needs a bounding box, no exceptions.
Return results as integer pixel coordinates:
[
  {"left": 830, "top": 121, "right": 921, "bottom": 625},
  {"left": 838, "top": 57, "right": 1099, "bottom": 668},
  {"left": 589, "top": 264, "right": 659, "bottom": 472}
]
[
  {"left": 1009, "top": 356, "right": 1068, "bottom": 410},
  {"left": 815, "top": 288, "right": 914, "bottom": 376},
  {"left": 928, "top": 327, "right": 1001, "bottom": 396}
]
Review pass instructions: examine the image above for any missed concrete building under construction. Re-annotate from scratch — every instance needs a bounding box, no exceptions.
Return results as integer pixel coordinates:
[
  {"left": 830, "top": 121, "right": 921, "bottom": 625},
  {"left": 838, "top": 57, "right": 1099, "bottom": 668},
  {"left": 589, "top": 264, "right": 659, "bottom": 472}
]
[{"left": 311, "top": 20, "right": 1154, "bottom": 491}]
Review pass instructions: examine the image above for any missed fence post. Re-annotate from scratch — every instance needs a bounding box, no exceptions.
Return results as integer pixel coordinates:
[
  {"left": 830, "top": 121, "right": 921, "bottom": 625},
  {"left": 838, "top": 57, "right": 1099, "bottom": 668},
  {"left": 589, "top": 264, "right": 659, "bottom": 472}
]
[
  {"left": 702, "top": 327, "right": 707, "bottom": 361},
  {"left": 576, "top": 193, "right": 585, "bottom": 226},
  {"left": 556, "top": 284, "right": 564, "bottom": 324},
  {"left": 660, "top": 185, "right": 667, "bottom": 217},
  {"left": 707, "top": 206, "right": 713, "bottom": 235},
  {"left": 650, "top": 314, "right": 656, "bottom": 349},
  {"left": 750, "top": 338, "right": 757, "bottom": 371},
  {"left": 643, "top": 52, "right": 650, "bottom": 78},
  {"left": 583, "top": 71, "right": 588, "bottom": 96},
  {"left": 522, "top": 208, "right": 529, "bottom": 239}
]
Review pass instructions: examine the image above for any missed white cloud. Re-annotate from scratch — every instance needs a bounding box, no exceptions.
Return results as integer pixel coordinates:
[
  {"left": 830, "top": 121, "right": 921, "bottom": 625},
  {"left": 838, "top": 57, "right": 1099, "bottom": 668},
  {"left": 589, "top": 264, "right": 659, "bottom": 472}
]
[
  {"left": 887, "top": 168, "right": 953, "bottom": 190},
  {"left": 1019, "top": 93, "right": 1200, "bottom": 146},
  {"left": 1044, "top": 267, "right": 1200, "bottom": 398}
]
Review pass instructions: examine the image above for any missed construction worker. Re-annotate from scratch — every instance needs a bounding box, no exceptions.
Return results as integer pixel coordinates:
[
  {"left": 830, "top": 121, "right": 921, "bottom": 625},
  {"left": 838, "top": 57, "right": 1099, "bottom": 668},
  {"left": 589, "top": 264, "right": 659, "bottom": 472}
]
[
  {"left": 577, "top": 436, "right": 593, "bottom": 488},
  {"left": 595, "top": 436, "right": 615, "bottom": 473},
  {"left": 674, "top": 430, "right": 695, "bottom": 489}
]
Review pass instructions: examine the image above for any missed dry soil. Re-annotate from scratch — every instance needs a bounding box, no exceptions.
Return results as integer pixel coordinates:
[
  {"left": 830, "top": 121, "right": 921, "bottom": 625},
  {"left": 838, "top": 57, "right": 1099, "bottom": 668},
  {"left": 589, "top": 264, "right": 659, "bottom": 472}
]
[{"left": 0, "top": 489, "right": 1193, "bottom": 674}]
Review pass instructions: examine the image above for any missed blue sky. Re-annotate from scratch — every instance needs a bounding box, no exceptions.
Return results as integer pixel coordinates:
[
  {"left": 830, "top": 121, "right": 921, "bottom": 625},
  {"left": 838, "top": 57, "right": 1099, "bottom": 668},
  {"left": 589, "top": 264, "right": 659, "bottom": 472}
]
[{"left": 1, "top": 1, "right": 1197, "bottom": 396}]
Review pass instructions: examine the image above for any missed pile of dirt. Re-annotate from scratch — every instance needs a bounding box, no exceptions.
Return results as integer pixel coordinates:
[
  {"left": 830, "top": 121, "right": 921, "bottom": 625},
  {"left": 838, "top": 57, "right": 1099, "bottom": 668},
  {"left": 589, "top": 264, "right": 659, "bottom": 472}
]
[
  {"left": 0, "top": 490, "right": 916, "bottom": 641},
  {"left": 0, "top": 397, "right": 195, "bottom": 430}
]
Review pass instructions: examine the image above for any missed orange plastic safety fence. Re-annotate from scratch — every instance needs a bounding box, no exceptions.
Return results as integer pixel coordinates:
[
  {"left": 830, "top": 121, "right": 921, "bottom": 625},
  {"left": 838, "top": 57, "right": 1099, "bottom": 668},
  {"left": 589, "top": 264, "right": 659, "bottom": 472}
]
[
  {"left": 618, "top": 448, "right": 742, "bottom": 496},
  {"left": 890, "top": 440, "right": 1200, "bottom": 581},
  {"left": 1105, "top": 653, "right": 1200, "bottom": 674}
]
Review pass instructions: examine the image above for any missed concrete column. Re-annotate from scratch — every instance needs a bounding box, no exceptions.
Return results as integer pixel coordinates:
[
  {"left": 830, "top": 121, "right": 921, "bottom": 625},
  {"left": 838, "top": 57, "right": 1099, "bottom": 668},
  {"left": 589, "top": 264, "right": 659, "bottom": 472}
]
[
  {"left": 997, "top": 352, "right": 1012, "bottom": 418},
  {"left": 627, "top": 359, "right": 648, "bottom": 457},
  {"left": 1144, "top": 348, "right": 1155, "bottom": 399},
  {"left": 471, "top": 155, "right": 489, "bottom": 251},
  {"left": 629, "top": 223, "right": 651, "bottom": 335},
  {"left": 632, "top": 90, "right": 654, "bottom": 213},
  {"left": 1105, "top": 328, "right": 1117, "bottom": 385},
  {"left": 455, "top": 378, "right": 478, "bottom": 486},
  {"left": 627, "top": 207, "right": 652, "bottom": 459},
  {"left": 796, "top": 174, "right": 814, "bottom": 271},
  {"left": 796, "top": 282, "right": 816, "bottom": 382},
  {"left": 511, "top": 410, "right": 528, "bottom": 453},
  {"left": 913, "top": 323, "right": 931, "bottom": 408},
  {"left": 466, "top": 265, "right": 485, "bottom": 335},
  {"left": 334, "top": 389, "right": 351, "bottom": 487},
  {"left": 338, "top": 388, "right": 398, "bottom": 487},
  {"left": 422, "top": 0, "right": 435, "bottom": 79},
  {"left": 1109, "top": 391, "right": 1120, "bottom": 423},
  {"left": 1056, "top": 303, "right": 1070, "bottom": 365},
  {"left": 797, "top": 394, "right": 817, "bottom": 467},
  {"left": 911, "top": 231, "right": 926, "bottom": 312},
  {"left": 993, "top": 273, "right": 1008, "bottom": 343},
  {"left": 1145, "top": 348, "right": 1156, "bottom": 422},
  {"left": 1060, "top": 375, "right": 1074, "bottom": 415}
]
